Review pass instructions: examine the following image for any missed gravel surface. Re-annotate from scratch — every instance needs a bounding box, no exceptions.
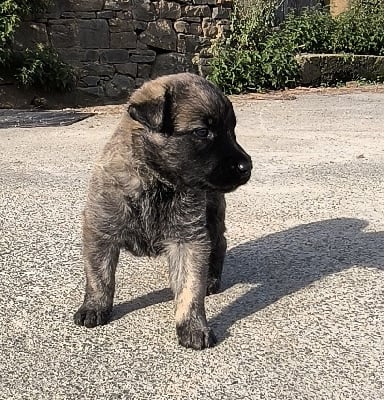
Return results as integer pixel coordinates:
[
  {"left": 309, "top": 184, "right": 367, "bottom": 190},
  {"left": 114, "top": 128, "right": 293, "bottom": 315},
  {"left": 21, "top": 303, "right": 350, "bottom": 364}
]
[{"left": 1, "top": 90, "right": 383, "bottom": 400}]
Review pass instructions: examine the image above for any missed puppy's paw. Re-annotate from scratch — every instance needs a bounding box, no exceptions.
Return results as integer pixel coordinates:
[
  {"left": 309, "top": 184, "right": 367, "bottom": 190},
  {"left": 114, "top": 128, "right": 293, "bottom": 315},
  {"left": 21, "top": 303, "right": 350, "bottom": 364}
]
[
  {"left": 176, "top": 323, "right": 217, "bottom": 350},
  {"left": 206, "top": 277, "right": 221, "bottom": 295},
  {"left": 73, "top": 305, "right": 111, "bottom": 328}
]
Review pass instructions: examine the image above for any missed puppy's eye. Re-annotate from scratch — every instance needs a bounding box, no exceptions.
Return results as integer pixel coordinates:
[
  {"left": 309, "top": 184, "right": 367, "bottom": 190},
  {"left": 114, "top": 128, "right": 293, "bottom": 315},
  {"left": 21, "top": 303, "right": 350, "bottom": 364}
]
[{"left": 193, "top": 128, "right": 213, "bottom": 139}]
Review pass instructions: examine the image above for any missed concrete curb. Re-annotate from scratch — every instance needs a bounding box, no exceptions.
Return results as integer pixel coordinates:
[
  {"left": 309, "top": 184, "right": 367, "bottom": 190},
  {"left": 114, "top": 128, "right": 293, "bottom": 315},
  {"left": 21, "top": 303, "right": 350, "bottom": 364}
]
[{"left": 296, "top": 53, "right": 384, "bottom": 85}]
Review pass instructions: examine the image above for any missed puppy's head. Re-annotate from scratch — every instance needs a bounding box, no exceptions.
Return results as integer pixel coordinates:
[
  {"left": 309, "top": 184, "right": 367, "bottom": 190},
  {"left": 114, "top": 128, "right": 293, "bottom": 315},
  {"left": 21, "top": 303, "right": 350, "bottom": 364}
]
[{"left": 128, "top": 73, "right": 252, "bottom": 192}]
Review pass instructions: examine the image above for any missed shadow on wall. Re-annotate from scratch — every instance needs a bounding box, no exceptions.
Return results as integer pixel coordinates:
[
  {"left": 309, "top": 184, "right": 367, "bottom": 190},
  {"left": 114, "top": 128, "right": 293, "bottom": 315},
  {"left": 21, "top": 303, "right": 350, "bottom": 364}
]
[{"left": 113, "top": 218, "right": 384, "bottom": 341}]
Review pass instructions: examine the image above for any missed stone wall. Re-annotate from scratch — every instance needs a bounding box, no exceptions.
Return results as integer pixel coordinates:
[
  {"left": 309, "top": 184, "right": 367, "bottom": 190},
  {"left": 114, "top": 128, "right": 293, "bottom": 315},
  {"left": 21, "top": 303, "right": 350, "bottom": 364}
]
[
  {"left": 14, "top": 0, "right": 232, "bottom": 103},
  {"left": 297, "top": 53, "right": 384, "bottom": 85},
  {"left": 324, "top": 0, "right": 349, "bottom": 16}
]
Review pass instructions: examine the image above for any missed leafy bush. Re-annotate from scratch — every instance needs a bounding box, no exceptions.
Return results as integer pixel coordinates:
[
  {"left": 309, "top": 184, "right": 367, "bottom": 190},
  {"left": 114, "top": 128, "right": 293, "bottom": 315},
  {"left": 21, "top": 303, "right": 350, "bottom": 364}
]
[
  {"left": 209, "top": 1, "right": 384, "bottom": 94},
  {"left": 0, "top": 0, "right": 50, "bottom": 64},
  {"left": 10, "top": 44, "right": 76, "bottom": 92},
  {"left": 0, "top": 0, "right": 76, "bottom": 92},
  {"left": 281, "top": 9, "right": 336, "bottom": 53},
  {"left": 209, "top": 3, "right": 299, "bottom": 93},
  {"left": 350, "top": 0, "right": 384, "bottom": 12},
  {"left": 332, "top": 8, "right": 384, "bottom": 55}
]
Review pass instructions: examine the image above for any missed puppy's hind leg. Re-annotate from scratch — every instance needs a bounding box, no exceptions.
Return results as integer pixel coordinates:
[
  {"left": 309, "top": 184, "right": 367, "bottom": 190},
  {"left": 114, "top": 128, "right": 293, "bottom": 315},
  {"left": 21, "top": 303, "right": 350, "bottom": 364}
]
[
  {"left": 206, "top": 193, "right": 227, "bottom": 295},
  {"left": 167, "top": 240, "right": 217, "bottom": 350},
  {"left": 74, "top": 226, "right": 120, "bottom": 328}
]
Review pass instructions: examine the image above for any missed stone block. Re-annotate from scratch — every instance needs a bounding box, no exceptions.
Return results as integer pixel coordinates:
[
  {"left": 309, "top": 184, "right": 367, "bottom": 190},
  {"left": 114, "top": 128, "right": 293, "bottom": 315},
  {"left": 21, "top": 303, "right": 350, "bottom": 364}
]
[
  {"left": 182, "top": 5, "right": 211, "bottom": 17},
  {"left": 43, "top": 1, "right": 62, "bottom": 18},
  {"left": 105, "top": 0, "right": 132, "bottom": 10},
  {"left": 129, "top": 49, "right": 156, "bottom": 63},
  {"left": 115, "top": 63, "right": 138, "bottom": 77},
  {"left": 137, "top": 64, "right": 152, "bottom": 78},
  {"left": 115, "top": 10, "right": 134, "bottom": 19},
  {"left": 132, "top": 0, "right": 157, "bottom": 21},
  {"left": 62, "top": 12, "right": 76, "bottom": 18},
  {"left": 202, "top": 17, "right": 218, "bottom": 38},
  {"left": 100, "top": 49, "right": 130, "bottom": 63},
  {"left": 216, "top": 0, "right": 233, "bottom": 4},
  {"left": 179, "top": 17, "right": 201, "bottom": 22},
  {"left": 105, "top": 74, "right": 135, "bottom": 97},
  {"left": 109, "top": 18, "right": 135, "bottom": 32},
  {"left": 13, "top": 22, "right": 49, "bottom": 50},
  {"left": 104, "top": 0, "right": 121, "bottom": 10},
  {"left": 81, "top": 75, "right": 100, "bottom": 86},
  {"left": 77, "top": 86, "right": 104, "bottom": 97},
  {"left": 79, "top": 19, "right": 109, "bottom": 49},
  {"left": 135, "top": 78, "right": 145, "bottom": 88},
  {"left": 137, "top": 41, "right": 148, "bottom": 49},
  {"left": 155, "top": 1, "right": 182, "bottom": 19},
  {"left": 97, "top": 10, "right": 115, "bottom": 18},
  {"left": 192, "top": 0, "right": 217, "bottom": 4},
  {"left": 64, "top": 0, "right": 104, "bottom": 12},
  {"left": 49, "top": 20, "right": 78, "bottom": 48},
  {"left": 56, "top": 48, "right": 83, "bottom": 65},
  {"left": 82, "top": 63, "right": 115, "bottom": 77},
  {"left": 151, "top": 53, "right": 189, "bottom": 78},
  {"left": 178, "top": 34, "right": 208, "bottom": 53},
  {"left": 140, "top": 19, "right": 177, "bottom": 51},
  {"left": 190, "top": 23, "right": 202, "bottom": 35},
  {"left": 84, "top": 50, "right": 100, "bottom": 62},
  {"left": 212, "top": 6, "right": 231, "bottom": 19},
  {"left": 134, "top": 20, "right": 148, "bottom": 32},
  {"left": 174, "top": 21, "right": 189, "bottom": 33},
  {"left": 75, "top": 12, "right": 97, "bottom": 18},
  {"left": 111, "top": 32, "right": 137, "bottom": 48}
]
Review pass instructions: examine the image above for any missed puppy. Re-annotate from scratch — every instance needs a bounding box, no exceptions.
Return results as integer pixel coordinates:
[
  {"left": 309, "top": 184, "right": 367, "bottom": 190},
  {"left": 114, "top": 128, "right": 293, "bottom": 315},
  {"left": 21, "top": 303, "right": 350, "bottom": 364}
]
[{"left": 74, "top": 73, "right": 252, "bottom": 349}]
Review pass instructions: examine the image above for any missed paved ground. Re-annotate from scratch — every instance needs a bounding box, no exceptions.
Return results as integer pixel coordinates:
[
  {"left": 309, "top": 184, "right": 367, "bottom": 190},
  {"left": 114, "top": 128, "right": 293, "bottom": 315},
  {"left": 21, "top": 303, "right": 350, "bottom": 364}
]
[{"left": 1, "top": 89, "right": 384, "bottom": 400}]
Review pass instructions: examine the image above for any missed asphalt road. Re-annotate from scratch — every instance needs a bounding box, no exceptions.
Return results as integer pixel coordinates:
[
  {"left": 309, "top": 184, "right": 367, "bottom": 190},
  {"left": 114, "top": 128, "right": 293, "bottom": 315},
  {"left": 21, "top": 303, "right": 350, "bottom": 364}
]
[{"left": 1, "top": 90, "right": 384, "bottom": 399}]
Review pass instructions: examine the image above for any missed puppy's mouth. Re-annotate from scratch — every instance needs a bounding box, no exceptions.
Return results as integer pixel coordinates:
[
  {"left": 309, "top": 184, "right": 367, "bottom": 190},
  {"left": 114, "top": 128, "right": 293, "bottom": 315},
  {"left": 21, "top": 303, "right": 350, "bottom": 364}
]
[{"left": 207, "top": 175, "right": 251, "bottom": 193}]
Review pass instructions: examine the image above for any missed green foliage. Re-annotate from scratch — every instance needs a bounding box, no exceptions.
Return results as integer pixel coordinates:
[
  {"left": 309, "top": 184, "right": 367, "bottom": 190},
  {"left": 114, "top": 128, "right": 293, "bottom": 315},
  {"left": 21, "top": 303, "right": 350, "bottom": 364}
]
[
  {"left": 0, "top": 0, "right": 76, "bottom": 92},
  {"left": 11, "top": 44, "right": 76, "bottom": 92},
  {"left": 350, "top": 0, "right": 384, "bottom": 12},
  {"left": 281, "top": 9, "right": 336, "bottom": 53},
  {"left": 332, "top": 7, "right": 384, "bottom": 55},
  {"left": 209, "top": 1, "right": 384, "bottom": 94},
  {"left": 209, "top": 3, "right": 299, "bottom": 93},
  {"left": 0, "top": 0, "right": 50, "bottom": 62}
]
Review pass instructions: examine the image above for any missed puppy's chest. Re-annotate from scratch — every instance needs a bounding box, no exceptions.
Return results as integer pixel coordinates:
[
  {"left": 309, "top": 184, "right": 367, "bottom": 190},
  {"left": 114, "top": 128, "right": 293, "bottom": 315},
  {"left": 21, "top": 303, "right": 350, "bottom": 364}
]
[{"left": 123, "top": 186, "right": 206, "bottom": 256}]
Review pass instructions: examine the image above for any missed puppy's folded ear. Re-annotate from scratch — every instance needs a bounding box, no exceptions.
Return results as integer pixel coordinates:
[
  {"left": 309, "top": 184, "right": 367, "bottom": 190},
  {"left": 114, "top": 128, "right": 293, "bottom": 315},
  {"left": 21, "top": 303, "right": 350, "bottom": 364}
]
[{"left": 128, "top": 80, "right": 173, "bottom": 133}]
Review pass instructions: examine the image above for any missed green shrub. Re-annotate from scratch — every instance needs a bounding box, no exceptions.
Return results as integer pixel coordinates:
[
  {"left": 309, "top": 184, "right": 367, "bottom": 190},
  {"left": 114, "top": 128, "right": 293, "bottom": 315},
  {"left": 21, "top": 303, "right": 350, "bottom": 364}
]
[
  {"left": 281, "top": 9, "right": 336, "bottom": 53},
  {"left": 209, "top": 3, "right": 300, "bottom": 93},
  {"left": 209, "top": 1, "right": 384, "bottom": 94},
  {"left": 0, "top": 0, "right": 76, "bottom": 92},
  {"left": 10, "top": 44, "right": 76, "bottom": 92},
  {"left": 0, "top": 0, "right": 50, "bottom": 63},
  {"left": 350, "top": 0, "right": 384, "bottom": 12},
  {"left": 332, "top": 8, "right": 384, "bottom": 55}
]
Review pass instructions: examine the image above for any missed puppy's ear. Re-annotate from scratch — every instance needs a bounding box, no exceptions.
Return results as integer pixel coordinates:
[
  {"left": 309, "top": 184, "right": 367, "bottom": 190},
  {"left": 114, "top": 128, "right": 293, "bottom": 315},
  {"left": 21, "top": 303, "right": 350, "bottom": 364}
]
[{"left": 128, "top": 81, "right": 173, "bottom": 133}]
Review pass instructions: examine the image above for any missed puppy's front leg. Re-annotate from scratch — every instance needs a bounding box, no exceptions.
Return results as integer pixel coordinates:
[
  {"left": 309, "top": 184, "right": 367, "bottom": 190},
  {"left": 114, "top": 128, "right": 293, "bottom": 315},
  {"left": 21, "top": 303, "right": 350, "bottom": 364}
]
[
  {"left": 167, "top": 241, "right": 217, "bottom": 349},
  {"left": 74, "top": 228, "right": 120, "bottom": 328}
]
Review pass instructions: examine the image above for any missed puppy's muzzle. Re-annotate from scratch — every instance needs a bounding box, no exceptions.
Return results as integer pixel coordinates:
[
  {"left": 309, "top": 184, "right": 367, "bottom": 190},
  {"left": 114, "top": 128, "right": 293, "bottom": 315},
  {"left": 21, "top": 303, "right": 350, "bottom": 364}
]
[
  {"left": 210, "top": 149, "right": 252, "bottom": 192},
  {"left": 230, "top": 154, "right": 252, "bottom": 184},
  {"left": 236, "top": 158, "right": 252, "bottom": 179}
]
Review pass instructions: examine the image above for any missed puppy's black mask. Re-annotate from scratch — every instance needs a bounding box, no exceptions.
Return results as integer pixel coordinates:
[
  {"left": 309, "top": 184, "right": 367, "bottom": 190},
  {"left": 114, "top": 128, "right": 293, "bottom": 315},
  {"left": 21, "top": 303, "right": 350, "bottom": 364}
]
[{"left": 128, "top": 73, "right": 252, "bottom": 193}]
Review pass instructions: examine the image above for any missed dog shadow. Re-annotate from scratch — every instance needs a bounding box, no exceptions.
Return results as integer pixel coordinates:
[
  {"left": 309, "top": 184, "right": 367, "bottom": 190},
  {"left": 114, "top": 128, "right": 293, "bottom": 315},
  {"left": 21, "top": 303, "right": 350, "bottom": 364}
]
[
  {"left": 210, "top": 217, "right": 384, "bottom": 339},
  {"left": 112, "top": 218, "right": 384, "bottom": 341}
]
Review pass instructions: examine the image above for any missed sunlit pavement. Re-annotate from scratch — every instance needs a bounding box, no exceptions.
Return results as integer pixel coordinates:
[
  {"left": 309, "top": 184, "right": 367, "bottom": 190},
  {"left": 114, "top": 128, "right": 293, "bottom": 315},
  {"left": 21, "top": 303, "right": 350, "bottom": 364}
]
[{"left": 1, "top": 90, "right": 383, "bottom": 400}]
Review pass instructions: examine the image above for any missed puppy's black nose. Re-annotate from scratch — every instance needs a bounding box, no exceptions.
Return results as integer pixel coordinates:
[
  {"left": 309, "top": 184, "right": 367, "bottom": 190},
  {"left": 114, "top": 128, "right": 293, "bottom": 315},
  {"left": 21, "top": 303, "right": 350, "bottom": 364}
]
[{"left": 237, "top": 160, "right": 252, "bottom": 175}]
